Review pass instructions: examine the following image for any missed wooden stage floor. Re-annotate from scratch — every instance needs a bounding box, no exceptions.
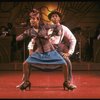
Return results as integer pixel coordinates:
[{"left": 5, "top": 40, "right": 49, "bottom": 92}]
[{"left": 0, "top": 70, "right": 100, "bottom": 99}]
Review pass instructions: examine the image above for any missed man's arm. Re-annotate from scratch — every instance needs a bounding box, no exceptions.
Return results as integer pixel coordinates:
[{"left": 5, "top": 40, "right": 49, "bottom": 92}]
[
  {"left": 28, "top": 38, "right": 35, "bottom": 56},
  {"left": 97, "top": 34, "right": 100, "bottom": 40},
  {"left": 63, "top": 25, "right": 77, "bottom": 56}
]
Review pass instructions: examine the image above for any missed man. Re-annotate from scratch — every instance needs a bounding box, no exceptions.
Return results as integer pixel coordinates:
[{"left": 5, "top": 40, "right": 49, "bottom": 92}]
[
  {"left": 28, "top": 10, "right": 77, "bottom": 90},
  {"left": 48, "top": 10, "right": 77, "bottom": 90}
]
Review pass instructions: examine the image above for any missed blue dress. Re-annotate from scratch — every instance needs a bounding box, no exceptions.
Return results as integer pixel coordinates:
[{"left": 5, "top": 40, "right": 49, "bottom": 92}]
[{"left": 26, "top": 50, "right": 66, "bottom": 64}]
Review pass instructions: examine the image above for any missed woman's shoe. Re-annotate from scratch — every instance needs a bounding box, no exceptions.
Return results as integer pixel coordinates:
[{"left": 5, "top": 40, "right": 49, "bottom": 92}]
[
  {"left": 16, "top": 82, "right": 25, "bottom": 88},
  {"left": 63, "top": 81, "right": 77, "bottom": 91},
  {"left": 16, "top": 81, "right": 31, "bottom": 91}
]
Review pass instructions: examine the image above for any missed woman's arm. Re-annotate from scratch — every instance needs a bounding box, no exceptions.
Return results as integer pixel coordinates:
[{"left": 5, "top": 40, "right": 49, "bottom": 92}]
[{"left": 16, "top": 29, "right": 30, "bottom": 41}]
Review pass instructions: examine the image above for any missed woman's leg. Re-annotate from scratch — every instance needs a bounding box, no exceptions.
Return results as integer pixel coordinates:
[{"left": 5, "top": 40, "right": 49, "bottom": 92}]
[
  {"left": 22, "top": 60, "right": 31, "bottom": 82},
  {"left": 16, "top": 61, "right": 31, "bottom": 90}
]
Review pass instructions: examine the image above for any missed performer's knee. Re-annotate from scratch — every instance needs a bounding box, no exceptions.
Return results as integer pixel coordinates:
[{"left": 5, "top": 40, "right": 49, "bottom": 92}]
[{"left": 23, "top": 61, "right": 28, "bottom": 66}]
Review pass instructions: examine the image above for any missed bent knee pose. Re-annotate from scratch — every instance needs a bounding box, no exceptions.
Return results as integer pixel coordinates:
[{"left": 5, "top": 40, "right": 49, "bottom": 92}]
[
  {"left": 27, "top": 10, "right": 77, "bottom": 90},
  {"left": 16, "top": 8, "right": 68, "bottom": 91}
]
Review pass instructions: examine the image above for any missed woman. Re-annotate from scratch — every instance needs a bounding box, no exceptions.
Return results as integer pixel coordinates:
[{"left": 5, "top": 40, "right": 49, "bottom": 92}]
[{"left": 16, "top": 9, "right": 68, "bottom": 91}]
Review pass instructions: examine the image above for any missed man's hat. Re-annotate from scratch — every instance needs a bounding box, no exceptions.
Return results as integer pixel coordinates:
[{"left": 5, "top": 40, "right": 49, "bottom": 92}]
[{"left": 48, "top": 10, "right": 62, "bottom": 20}]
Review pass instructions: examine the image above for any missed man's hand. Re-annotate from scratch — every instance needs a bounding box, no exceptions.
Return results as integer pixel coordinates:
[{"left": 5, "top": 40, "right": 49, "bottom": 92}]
[{"left": 61, "top": 52, "right": 70, "bottom": 58}]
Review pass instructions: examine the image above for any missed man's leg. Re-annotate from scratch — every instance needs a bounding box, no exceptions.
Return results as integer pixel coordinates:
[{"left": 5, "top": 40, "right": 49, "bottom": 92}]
[
  {"left": 63, "top": 57, "right": 77, "bottom": 90},
  {"left": 65, "top": 57, "right": 72, "bottom": 82},
  {"left": 62, "top": 64, "right": 68, "bottom": 82}
]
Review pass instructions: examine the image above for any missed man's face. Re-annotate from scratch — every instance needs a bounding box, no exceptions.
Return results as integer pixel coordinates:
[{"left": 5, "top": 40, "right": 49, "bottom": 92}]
[
  {"left": 29, "top": 16, "right": 39, "bottom": 27},
  {"left": 50, "top": 14, "right": 60, "bottom": 24}
]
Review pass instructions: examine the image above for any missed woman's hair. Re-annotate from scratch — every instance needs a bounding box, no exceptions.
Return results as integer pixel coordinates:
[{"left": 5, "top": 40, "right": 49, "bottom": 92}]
[{"left": 29, "top": 9, "right": 40, "bottom": 20}]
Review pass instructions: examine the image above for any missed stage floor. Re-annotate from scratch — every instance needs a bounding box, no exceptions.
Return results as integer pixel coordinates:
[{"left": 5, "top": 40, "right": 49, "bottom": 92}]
[{"left": 0, "top": 70, "right": 100, "bottom": 99}]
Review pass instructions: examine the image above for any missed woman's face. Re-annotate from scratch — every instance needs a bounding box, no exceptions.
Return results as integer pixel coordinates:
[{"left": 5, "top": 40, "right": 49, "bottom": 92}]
[
  {"left": 30, "top": 16, "right": 39, "bottom": 27},
  {"left": 50, "top": 14, "right": 60, "bottom": 24}
]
